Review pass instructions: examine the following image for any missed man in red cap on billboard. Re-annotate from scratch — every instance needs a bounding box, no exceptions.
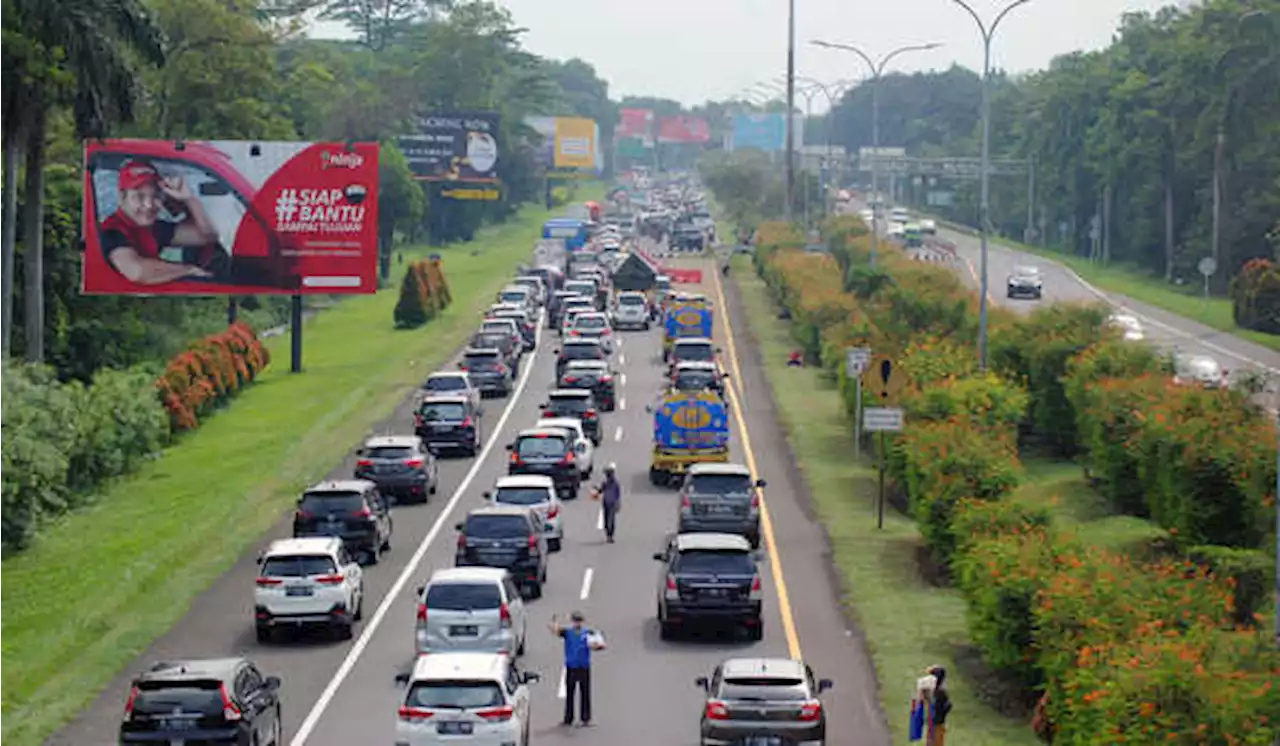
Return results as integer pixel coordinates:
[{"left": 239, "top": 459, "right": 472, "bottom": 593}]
[{"left": 99, "top": 159, "right": 219, "bottom": 284}]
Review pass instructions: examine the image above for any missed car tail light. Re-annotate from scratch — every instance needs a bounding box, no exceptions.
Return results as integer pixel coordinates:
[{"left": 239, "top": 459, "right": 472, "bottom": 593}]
[
  {"left": 681, "top": 494, "right": 691, "bottom": 509},
  {"left": 220, "top": 684, "right": 242, "bottom": 721},
  {"left": 585, "top": 409, "right": 597, "bottom": 419},
  {"left": 416, "top": 603, "right": 428, "bottom": 622},
  {"left": 510, "top": 452, "right": 523, "bottom": 466},
  {"left": 705, "top": 700, "right": 731, "bottom": 720},
  {"left": 294, "top": 510, "right": 313, "bottom": 520},
  {"left": 547, "top": 505, "right": 559, "bottom": 518},
  {"left": 750, "top": 575, "right": 763, "bottom": 601},
  {"left": 256, "top": 576, "right": 283, "bottom": 586},
  {"left": 414, "top": 415, "right": 425, "bottom": 428},
  {"left": 563, "top": 376, "right": 579, "bottom": 384},
  {"left": 799, "top": 701, "right": 822, "bottom": 721},
  {"left": 461, "top": 417, "right": 474, "bottom": 428},
  {"left": 496, "top": 364, "right": 507, "bottom": 375},
  {"left": 459, "top": 364, "right": 468, "bottom": 371},
  {"left": 457, "top": 534, "right": 467, "bottom": 549},
  {"left": 404, "top": 458, "right": 425, "bottom": 468},
  {"left": 356, "top": 459, "right": 373, "bottom": 468},
  {"left": 750, "top": 493, "right": 760, "bottom": 509},
  {"left": 315, "top": 574, "right": 345, "bottom": 585},
  {"left": 398, "top": 706, "right": 434, "bottom": 722},
  {"left": 353, "top": 507, "right": 372, "bottom": 518},
  {"left": 123, "top": 686, "right": 139, "bottom": 718},
  {"left": 477, "top": 705, "right": 514, "bottom": 722},
  {"left": 600, "top": 375, "right": 613, "bottom": 382},
  {"left": 665, "top": 574, "right": 679, "bottom": 600},
  {"left": 559, "top": 452, "right": 575, "bottom": 465},
  {"left": 499, "top": 603, "right": 512, "bottom": 628},
  {"left": 528, "top": 535, "right": 540, "bottom": 552}
]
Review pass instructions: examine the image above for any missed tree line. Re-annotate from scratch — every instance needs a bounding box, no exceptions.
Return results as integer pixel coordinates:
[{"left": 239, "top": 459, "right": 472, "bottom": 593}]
[
  {"left": 823, "top": 0, "right": 1279, "bottom": 292},
  {"left": 0, "top": 0, "right": 627, "bottom": 381}
]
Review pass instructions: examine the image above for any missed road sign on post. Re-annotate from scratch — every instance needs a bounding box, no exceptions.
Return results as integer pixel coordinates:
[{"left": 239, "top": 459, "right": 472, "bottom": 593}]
[
  {"left": 845, "top": 346, "right": 871, "bottom": 377},
  {"left": 861, "top": 355, "right": 907, "bottom": 403},
  {"left": 1199, "top": 256, "right": 1217, "bottom": 299},
  {"left": 862, "top": 407, "right": 904, "bottom": 432}
]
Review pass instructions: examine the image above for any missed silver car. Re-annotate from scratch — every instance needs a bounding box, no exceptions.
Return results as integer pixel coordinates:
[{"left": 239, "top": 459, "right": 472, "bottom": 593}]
[
  {"left": 414, "top": 567, "right": 528, "bottom": 657},
  {"left": 612, "top": 292, "right": 651, "bottom": 330},
  {"left": 486, "top": 474, "right": 564, "bottom": 552}
]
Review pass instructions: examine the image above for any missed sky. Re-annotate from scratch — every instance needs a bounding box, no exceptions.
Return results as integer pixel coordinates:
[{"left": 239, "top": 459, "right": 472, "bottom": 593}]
[{"left": 312, "top": 0, "right": 1180, "bottom": 112}]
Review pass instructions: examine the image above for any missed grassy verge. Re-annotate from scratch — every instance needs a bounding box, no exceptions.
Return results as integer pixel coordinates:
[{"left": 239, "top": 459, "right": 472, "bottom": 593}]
[
  {"left": 932, "top": 217, "right": 1280, "bottom": 352},
  {"left": 731, "top": 256, "right": 1037, "bottom": 745},
  {"left": 0, "top": 189, "right": 597, "bottom": 746}
]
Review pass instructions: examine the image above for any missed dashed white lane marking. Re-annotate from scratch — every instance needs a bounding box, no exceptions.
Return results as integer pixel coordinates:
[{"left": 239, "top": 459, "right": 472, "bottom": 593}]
[
  {"left": 558, "top": 668, "right": 567, "bottom": 699},
  {"left": 596, "top": 508, "right": 604, "bottom": 531},
  {"left": 620, "top": 373, "right": 627, "bottom": 387},
  {"left": 614, "top": 426, "right": 623, "bottom": 442},
  {"left": 619, "top": 397, "right": 627, "bottom": 411},
  {"left": 580, "top": 567, "right": 594, "bottom": 600},
  {"left": 619, "top": 353, "right": 627, "bottom": 365}
]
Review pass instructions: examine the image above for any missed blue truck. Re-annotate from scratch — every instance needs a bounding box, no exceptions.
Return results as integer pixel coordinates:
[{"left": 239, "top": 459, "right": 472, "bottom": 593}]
[{"left": 648, "top": 390, "right": 730, "bottom": 486}]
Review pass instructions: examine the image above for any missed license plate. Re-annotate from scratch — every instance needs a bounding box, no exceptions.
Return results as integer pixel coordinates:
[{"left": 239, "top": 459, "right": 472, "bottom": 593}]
[
  {"left": 707, "top": 504, "right": 734, "bottom": 514},
  {"left": 705, "top": 588, "right": 727, "bottom": 597},
  {"left": 161, "top": 718, "right": 195, "bottom": 730},
  {"left": 742, "top": 737, "right": 784, "bottom": 746},
  {"left": 449, "top": 625, "right": 478, "bottom": 636},
  {"left": 286, "top": 585, "right": 313, "bottom": 596},
  {"left": 432, "top": 424, "right": 454, "bottom": 432},
  {"left": 170, "top": 741, "right": 185, "bottom": 746},
  {"left": 437, "top": 721, "right": 473, "bottom": 735}
]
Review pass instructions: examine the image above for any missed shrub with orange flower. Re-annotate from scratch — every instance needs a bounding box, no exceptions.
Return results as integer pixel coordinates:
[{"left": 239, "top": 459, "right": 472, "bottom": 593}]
[
  {"left": 394, "top": 257, "right": 454, "bottom": 329},
  {"left": 155, "top": 321, "right": 271, "bottom": 433}
]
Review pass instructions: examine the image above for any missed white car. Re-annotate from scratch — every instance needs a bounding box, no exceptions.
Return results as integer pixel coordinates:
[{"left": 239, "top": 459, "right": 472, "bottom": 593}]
[
  {"left": 254, "top": 537, "right": 364, "bottom": 642},
  {"left": 1109, "top": 312, "right": 1145, "bottom": 341},
  {"left": 510, "top": 276, "right": 544, "bottom": 306},
  {"left": 496, "top": 284, "right": 533, "bottom": 311},
  {"left": 612, "top": 291, "right": 650, "bottom": 330},
  {"left": 414, "top": 567, "right": 528, "bottom": 657},
  {"left": 1174, "top": 353, "right": 1227, "bottom": 389},
  {"left": 396, "top": 652, "right": 539, "bottom": 746},
  {"left": 486, "top": 475, "right": 563, "bottom": 551},
  {"left": 568, "top": 311, "right": 616, "bottom": 353},
  {"left": 536, "top": 417, "right": 594, "bottom": 478},
  {"left": 920, "top": 218, "right": 937, "bottom": 235},
  {"left": 420, "top": 372, "right": 481, "bottom": 413}
]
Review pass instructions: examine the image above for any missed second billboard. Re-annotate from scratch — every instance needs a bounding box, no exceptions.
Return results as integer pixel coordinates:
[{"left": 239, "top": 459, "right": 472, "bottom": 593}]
[
  {"left": 399, "top": 112, "right": 501, "bottom": 183},
  {"left": 525, "top": 116, "right": 601, "bottom": 177}
]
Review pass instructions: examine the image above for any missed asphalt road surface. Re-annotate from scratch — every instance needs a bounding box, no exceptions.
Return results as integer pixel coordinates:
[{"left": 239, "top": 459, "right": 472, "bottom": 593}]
[{"left": 54, "top": 252, "right": 890, "bottom": 745}]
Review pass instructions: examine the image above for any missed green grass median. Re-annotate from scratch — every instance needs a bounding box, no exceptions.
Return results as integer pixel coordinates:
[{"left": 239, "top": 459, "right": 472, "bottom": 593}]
[
  {"left": 731, "top": 257, "right": 1037, "bottom": 745},
  {"left": 0, "top": 192, "right": 596, "bottom": 746}
]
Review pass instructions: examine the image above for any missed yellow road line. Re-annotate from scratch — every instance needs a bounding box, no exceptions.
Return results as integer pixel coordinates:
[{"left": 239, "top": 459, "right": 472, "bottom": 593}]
[
  {"left": 710, "top": 262, "right": 804, "bottom": 661},
  {"left": 963, "top": 256, "right": 996, "bottom": 305}
]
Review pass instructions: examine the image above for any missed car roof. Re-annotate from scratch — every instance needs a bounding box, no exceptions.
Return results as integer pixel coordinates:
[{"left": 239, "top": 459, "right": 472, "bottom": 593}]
[
  {"left": 363, "top": 435, "right": 421, "bottom": 448},
  {"left": 675, "top": 532, "right": 752, "bottom": 552},
  {"left": 537, "top": 418, "right": 583, "bottom": 433},
  {"left": 549, "top": 389, "right": 591, "bottom": 398},
  {"left": 483, "top": 318, "right": 518, "bottom": 326},
  {"left": 427, "top": 371, "right": 469, "bottom": 381},
  {"left": 674, "top": 337, "right": 714, "bottom": 345},
  {"left": 428, "top": 566, "right": 510, "bottom": 585},
  {"left": 138, "top": 657, "right": 245, "bottom": 683},
  {"left": 411, "top": 652, "right": 510, "bottom": 683},
  {"left": 305, "top": 479, "right": 374, "bottom": 494},
  {"left": 516, "top": 427, "right": 572, "bottom": 439},
  {"left": 264, "top": 536, "right": 342, "bottom": 558},
  {"left": 676, "top": 361, "right": 718, "bottom": 371},
  {"left": 420, "top": 394, "right": 470, "bottom": 405},
  {"left": 500, "top": 285, "right": 530, "bottom": 293},
  {"left": 566, "top": 359, "right": 607, "bottom": 368},
  {"left": 576, "top": 311, "right": 607, "bottom": 318},
  {"left": 721, "top": 657, "right": 807, "bottom": 680},
  {"left": 463, "top": 347, "right": 501, "bottom": 356},
  {"left": 688, "top": 463, "right": 751, "bottom": 476},
  {"left": 494, "top": 474, "right": 556, "bottom": 490},
  {"left": 618, "top": 290, "right": 646, "bottom": 297},
  {"left": 467, "top": 505, "right": 535, "bottom": 519}
]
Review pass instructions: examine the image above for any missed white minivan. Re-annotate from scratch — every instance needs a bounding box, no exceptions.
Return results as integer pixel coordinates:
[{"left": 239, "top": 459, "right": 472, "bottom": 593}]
[{"left": 396, "top": 652, "right": 540, "bottom": 746}]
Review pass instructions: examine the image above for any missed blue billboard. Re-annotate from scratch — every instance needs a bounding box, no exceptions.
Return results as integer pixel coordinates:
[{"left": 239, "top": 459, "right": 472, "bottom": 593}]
[{"left": 731, "top": 113, "right": 786, "bottom": 152}]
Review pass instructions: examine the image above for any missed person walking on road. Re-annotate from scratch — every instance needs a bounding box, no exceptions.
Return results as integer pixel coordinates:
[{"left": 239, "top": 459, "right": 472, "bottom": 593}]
[
  {"left": 593, "top": 463, "right": 622, "bottom": 543},
  {"left": 550, "top": 611, "right": 606, "bottom": 727}
]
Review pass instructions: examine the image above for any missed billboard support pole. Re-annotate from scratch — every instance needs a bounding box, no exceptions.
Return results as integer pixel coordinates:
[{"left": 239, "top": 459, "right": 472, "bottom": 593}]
[
  {"left": 545, "top": 177, "right": 553, "bottom": 210},
  {"left": 227, "top": 298, "right": 238, "bottom": 325},
  {"left": 290, "top": 294, "right": 303, "bottom": 373}
]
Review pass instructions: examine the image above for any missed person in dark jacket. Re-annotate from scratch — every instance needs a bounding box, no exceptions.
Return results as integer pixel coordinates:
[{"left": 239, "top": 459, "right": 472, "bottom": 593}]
[
  {"left": 927, "top": 665, "right": 952, "bottom": 746},
  {"left": 594, "top": 463, "right": 622, "bottom": 543}
]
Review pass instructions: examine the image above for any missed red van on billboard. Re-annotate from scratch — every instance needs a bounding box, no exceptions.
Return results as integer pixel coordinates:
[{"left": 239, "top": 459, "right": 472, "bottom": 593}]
[{"left": 81, "top": 139, "right": 380, "bottom": 296}]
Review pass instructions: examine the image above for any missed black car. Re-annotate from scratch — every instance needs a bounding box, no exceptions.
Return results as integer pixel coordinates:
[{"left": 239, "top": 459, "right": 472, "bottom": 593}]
[
  {"left": 507, "top": 427, "right": 581, "bottom": 499},
  {"left": 119, "top": 658, "right": 282, "bottom": 746},
  {"left": 293, "top": 480, "right": 393, "bottom": 564},
  {"left": 354, "top": 435, "right": 439, "bottom": 503},
  {"left": 673, "top": 361, "right": 728, "bottom": 398},
  {"left": 559, "top": 359, "right": 617, "bottom": 411},
  {"left": 523, "top": 265, "right": 564, "bottom": 295},
  {"left": 673, "top": 226, "right": 705, "bottom": 251},
  {"left": 1006, "top": 265, "right": 1043, "bottom": 299},
  {"left": 490, "top": 309, "right": 536, "bottom": 351},
  {"left": 695, "top": 657, "right": 832, "bottom": 746},
  {"left": 460, "top": 348, "right": 514, "bottom": 397},
  {"left": 542, "top": 389, "right": 601, "bottom": 445},
  {"left": 555, "top": 339, "right": 607, "bottom": 381},
  {"left": 454, "top": 506, "right": 548, "bottom": 598},
  {"left": 655, "top": 532, "right": 763, "bottom": 640},
  {"left": 414, "top": 395, "right": 482, "bottom": 457}
]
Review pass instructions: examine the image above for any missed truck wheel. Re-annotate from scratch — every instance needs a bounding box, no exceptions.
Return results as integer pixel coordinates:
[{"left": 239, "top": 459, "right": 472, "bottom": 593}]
[{"left": 649, "top": 468, "right": 663, "bottom": 485}]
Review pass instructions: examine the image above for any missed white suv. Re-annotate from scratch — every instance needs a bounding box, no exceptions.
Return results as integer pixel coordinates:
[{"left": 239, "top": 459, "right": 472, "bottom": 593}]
[
  {"left": 415, "top": 567, "right": 528, "bottom": 657},
  {"left": 396, "top": 652, "right": 540, "bottom": 746},
  {"left": 612, "top": 291, "right": 650, "bottom": 330},
  {"left": 486, "top": 475, "right": 564, "bottom": 551},
  {"left": 254, "top": 537, "right": 364, "bottom": 642}
]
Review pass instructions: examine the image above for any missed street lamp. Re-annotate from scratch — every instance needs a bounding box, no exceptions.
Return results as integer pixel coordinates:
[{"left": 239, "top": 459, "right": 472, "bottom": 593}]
[
  {"left": 945, "top": 0, "right": 1032, "bottom": 372},
  {"left": 785, "top": 0, "right": 797, "bottom": 223},
  {"left": 810, "top": 39, "right": 943, "bottom": 270}
]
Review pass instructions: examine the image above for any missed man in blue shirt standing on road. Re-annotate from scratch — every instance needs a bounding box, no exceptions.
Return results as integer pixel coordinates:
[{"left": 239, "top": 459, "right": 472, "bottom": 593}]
[{"left": 550, "top": 610, "right": 605, "bottom": 726}]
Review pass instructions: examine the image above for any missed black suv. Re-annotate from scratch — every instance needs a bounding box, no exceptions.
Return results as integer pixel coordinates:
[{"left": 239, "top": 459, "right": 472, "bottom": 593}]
[
  {"left": 460, "top": 348, "right": 513, "bottom": 397},
  {"left": 354, "top": 435, "right": 438, "bottom": 503},
  {"left": 119, "top": 658, "right": 282, "bottom": 746},
  {"left": 507, "top": 427, "right": 581, "bottom": 499},
  {"left": 555, "top": 339, "right": 606, "bottom": 381},
  {"left": 695, "top": 657, "right": 833, "bottom": 746},
  {"left": 414, "top": 395, "right": 482, "bottom": 457},
  {"left": 454, "top": 506, "right": 549, "bottom": 598},
  {"left": 293, "top": 480, "right": 393, "bottom": 564},
  {"left": 654, "top": 532, "right": 763, "bottom": 640},
  {"left": 541, "top": 389, "right": 601, "bottom": 445},
  {"left": 470, "top": 331, "right": 520, "bottom": 375},
  {"left": 558, "top": 360, "right": 617, "bottom": 411}
]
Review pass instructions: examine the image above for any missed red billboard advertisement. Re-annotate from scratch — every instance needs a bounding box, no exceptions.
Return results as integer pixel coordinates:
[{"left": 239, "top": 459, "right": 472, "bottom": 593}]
[
  {"left": 657, "top": 116, "right": 711, "bottom": 144},
  {"left": 617, "top": 108, "right": 655, "bottom": 142},
  {"left": 81, "top": 139, "right": 380, "bottom": 296}
]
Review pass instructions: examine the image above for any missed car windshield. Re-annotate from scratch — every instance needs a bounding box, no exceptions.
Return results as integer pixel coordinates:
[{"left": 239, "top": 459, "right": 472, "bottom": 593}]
[
  {"left": 405, "top": 681, "right": 505, "bottom": 710},
  {"left": 471, "top": 333, "right": 507, "bottom": 350},
  {"left": 566, "top": 363, "right": 605, "bottom": 375},
  {"left": 425, "top": 582, "right": 502, "bottom": 611},
  {"left": 365, "top": 445, "right": 416, "bottom": 460},
  {"left": 495, "top": 487, "right": 552, "bottom": 506},
  {"left": 299, "top": 492, "right": 364, "bottom": 514},
  {"left": 517, "top": 436, "right": 568, "bottom": 459},
  {"left": 719, "top": 679, "right": 808, "bottom": 701},
  {"left": 675, "top": 371, "right": 717, "bottom": 390},
  {"left": 425, "top": 377, "right": 466, "bottom": 393},
  {"left": 482, "top": 322, "right": 514, "bottom": 334},
  {"left": 419, "top": 402, "right": 466, "bottom": 421},
  {"left": 566, "top": 282, "right": 595, "bottom": 296},
  {"left": 499, "top": 291, "right": 527, "bottom": 304},
  {"left": 464, "top": 353, "right": 501, "bottom": 369},
  {"left": 562, "top": 344, "right": 602, "bottom": 360},
  {"left": 675, "top": 549, "right": 754, "bottom": 574},
  {"left": 574, "top": 315, "right": 607, "bottom": 330},
  {"left": 465, "top": 514, "right": 530, "bottom": 538},
  {"left": 132, "top": 682, "right": 224, "bottom": 715},
  {"left": 261, "top": 555, "right": 338, "bottom": 577},
  {"left": 549, "top": 397, "right": 589, "bottom": 414},
  {"left": 675, "top": 344, "right": 714, "bottom": 362},
  {"left": 1015, "top": 267, "right": 1039, "bottom": 277},
  {"left": 619, "top": 295, "right": 645, "bottom": 306},
  {"left": 690, "top": 474, "right": 752, "bottom": 495}
]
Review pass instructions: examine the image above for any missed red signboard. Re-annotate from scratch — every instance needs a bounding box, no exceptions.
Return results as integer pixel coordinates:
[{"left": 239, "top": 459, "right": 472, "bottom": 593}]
[
  {"left": 666, "top": 268, "right": 704, "bottom": 284},
  {"left": 81, "top": 139, "right": 380, "bottom": 296},
  {"left": 657, "top": 116, "right": 711, "bottom": 144},
  {"left": 617, "top": 108, "right": 655, "bottom": 141}
]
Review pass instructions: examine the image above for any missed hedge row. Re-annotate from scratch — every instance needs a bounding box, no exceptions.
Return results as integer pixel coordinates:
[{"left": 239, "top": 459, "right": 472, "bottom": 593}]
[
  {"left": 751, "top": 215, "right": 1279, "bottom": 740},
  {"left": 1230, "top": 257, "right": 1280, "bottom": 334},
  {"left": 2, "top": 323, "right": 271, "bottom": 553},
  {"left": 394, "top": 256, "right": 452, "bottom": 329}
]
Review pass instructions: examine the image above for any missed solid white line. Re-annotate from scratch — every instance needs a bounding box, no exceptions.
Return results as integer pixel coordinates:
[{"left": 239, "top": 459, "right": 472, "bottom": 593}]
[
  {"left": 596, "top": 508, "right": 604, "bottom": 531},
  {"left": 614, "top": 426, "right": 623, "bottom": 442},
  {"left": 619, "top": 397, "right": 627, "bottom": 411},
  {"left": 290, "top": 317, "right": 544, "bottom": 746},
  {"left": 557, "top": 668, "right": 567, "bottom": 699},
  {"left": 579, "top": 567, "right": 594, "bottom": 600}
]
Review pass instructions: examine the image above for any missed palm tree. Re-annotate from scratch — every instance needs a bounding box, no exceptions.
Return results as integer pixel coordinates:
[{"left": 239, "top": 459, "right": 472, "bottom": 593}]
[{"left": 1, "top": 0, "right": 165, "bottom": 361}]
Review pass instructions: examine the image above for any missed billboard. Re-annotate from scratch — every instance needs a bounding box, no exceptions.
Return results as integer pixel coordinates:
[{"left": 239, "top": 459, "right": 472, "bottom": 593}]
[
  {"left": 82, "top": 139, "right": 379, "bottom": 296},
  {"left": 398, "top": 112, "right": 500, "bottom": 183},
  {"left": 730, "top": 113, "right": 805, "bottom": 153},
  {"left": 617, "top": 108, "right": 655, "bottom": 143},
  {"left": 524, "top": 116, "right": 602, "bottom": 176},
  {"left": 658, "top": 116, "right": 711, "bottom": 144}
]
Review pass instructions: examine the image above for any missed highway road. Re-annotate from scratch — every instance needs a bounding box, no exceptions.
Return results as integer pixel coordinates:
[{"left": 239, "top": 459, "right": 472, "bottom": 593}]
[{"left": 52, "top": 251, "right": 890, "bottom": 745}]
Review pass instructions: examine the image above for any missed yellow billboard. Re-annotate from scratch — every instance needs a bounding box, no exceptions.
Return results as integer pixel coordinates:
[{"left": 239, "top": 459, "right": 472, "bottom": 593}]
[{"left": 554, "top": 117, "right": 597, "bottom": 169}]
